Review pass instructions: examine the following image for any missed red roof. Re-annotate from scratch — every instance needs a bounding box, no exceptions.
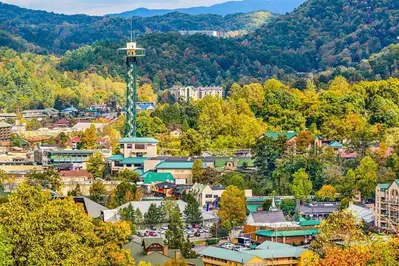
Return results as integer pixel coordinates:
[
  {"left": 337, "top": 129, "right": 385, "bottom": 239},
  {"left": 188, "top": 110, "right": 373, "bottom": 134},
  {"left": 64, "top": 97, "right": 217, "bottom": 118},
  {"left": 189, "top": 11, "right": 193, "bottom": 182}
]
[
  {"left": 70, "top": 136, "right": 81, "bottom": 143},
  {"left": 59, "top": 170, "right": 93, "bottom": 179},
  {"left": 55, "top": 118, "right": 69, "bottom": 125}
]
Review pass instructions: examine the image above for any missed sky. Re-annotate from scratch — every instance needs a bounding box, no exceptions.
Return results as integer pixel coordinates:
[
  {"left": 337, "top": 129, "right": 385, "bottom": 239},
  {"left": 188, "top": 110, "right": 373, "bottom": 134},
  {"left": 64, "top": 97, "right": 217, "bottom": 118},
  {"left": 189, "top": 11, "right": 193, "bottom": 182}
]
[{"left": 2, "top": 0, "right": 232, "bottom": 15}]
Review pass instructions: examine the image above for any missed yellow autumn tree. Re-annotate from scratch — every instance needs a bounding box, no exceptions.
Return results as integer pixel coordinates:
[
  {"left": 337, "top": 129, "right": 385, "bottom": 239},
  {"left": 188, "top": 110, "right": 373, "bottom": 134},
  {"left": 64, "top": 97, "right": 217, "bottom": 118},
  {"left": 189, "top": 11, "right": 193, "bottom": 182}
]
[
  {"left": 0, "top": 182, "right": 134, "bottom": 265},
  {"left": 217, "top": 185, "right": 246, "bottom": 229},
  {"left": 316, "top": 185, "right": 337, "bottom": 201}
]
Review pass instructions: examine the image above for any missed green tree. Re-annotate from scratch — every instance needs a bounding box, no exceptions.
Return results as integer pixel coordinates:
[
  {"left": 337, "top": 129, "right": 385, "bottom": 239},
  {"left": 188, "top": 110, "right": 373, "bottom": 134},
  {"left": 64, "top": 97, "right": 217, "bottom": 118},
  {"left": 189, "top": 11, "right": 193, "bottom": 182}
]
[
  {"left": 118, "top": 204, "right": 136, "bottom": 234},
  {"left": 253, "top": 136, "right": 286, "bottom": 178},
  {"left": 220, "top": 172, "right": 246, "bottom": 190},
  {"left": 116, "top": 169, "right": 139, "bottom": 182},
  {"left": 180, "top": 129, "right": 205, "bottom": 156},
  {"left": 144, "top": 203, "right": 163, "bottom": 227},
  {"left": 337, "top": 169, "right": 356, "bottom": 201},
  {"left": 279, "top": 199, "right": 296, "bottom": 215},
  {"left": 27, "top": 167, "right": 62, "bottom": 192},
  {"left": 81, "top": 124, "right": 97, "bottom": 149},
  {"left": 192, "top": 159, "right": 204, "bottom": 183},
  {"left": 135, "top": 208, "right": 144, "bottom": 229},
  {"left": 87, "top": 152, "right": 105, "bottom": 179},
  {"left": 0, "top": 225, "right": 13, "bottom": 266},
  {"left": 113, "top": 182, "right": 141, "bottom": 206},
  {"left": 68, "top": 184, "right": 82, "bottom": 196},
  {"left": 89, "top": 180, "right": 107, "bottom": 204},
  {"left": 217, "top": 186, "right": 246, "bottom": 228},
  {"left": 181, "top": 237, "right": 198, "bottom": 259},
  {"left": 291, "top": 168, "right": 312, "bottom": 201},
  {"left": 262, "top": 199, "right": 273, "bottom": 211},
  {"left": 183, "top": 198, "right": 202, "bottom": 225},
  {"left": 26, "top": 119, "right": 41, "bottom": 130},
  {"left": 165, "top": 205, "right": 184, "bottom": 249},
  {"left": 355, "top": 156, "right": 378, "bottom": 200}
]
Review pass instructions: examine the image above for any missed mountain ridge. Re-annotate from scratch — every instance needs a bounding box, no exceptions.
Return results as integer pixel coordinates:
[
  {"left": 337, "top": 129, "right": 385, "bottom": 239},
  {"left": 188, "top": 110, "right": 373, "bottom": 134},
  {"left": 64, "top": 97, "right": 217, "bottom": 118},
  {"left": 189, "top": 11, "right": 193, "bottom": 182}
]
[{"left": 108, "top": 0, "right": 305, "bottom": 17}]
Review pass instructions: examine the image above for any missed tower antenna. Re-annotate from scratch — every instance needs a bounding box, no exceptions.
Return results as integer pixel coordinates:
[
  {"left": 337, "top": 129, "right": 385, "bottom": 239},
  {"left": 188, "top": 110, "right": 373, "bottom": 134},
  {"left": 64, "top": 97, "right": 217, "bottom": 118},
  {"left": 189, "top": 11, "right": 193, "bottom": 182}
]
[{"left": 118, "top": 37, "right": 145, "bottom": 138}]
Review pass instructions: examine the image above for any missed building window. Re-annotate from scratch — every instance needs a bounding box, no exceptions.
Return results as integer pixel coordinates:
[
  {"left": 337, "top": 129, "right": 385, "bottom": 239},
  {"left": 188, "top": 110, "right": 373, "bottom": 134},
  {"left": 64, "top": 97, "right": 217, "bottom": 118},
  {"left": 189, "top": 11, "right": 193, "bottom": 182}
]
[
  {"left": 127, "top": 144, "right": 132, "bottom": 149},
  {"left": 205, "top": 194, "right": 212, "bottom": 198},
  {"left": 135, "top": 144, "right": 145, "bottom": 149},
  {"left": 120, "top": 144, "right": 124, "bottom": 149},
  {"left": 213, "top": 195, "right": 218, "bottom": 198}
]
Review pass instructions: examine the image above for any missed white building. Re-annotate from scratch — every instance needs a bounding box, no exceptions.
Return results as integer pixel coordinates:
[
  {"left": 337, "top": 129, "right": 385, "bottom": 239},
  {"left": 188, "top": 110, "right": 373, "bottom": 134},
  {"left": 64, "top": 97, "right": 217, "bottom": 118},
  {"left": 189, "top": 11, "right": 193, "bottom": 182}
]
[{"left": 169, "top": 86, "right": 224, "bottom": 102}]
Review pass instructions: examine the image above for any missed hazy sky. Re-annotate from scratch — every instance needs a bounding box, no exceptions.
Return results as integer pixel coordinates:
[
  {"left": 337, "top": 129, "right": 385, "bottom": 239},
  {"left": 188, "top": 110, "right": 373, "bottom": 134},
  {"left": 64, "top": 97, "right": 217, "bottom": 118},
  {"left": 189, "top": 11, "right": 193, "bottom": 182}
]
[{"left": 3, "top": 0, "right": 232, "bottom": 15}]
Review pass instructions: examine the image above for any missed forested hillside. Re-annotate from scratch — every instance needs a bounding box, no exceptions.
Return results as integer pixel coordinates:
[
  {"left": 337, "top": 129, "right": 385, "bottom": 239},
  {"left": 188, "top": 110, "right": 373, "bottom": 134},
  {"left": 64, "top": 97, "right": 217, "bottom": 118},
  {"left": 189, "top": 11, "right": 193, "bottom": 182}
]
[
  {"left": 57, "top": 0, "right": 399, "bottom": 87},
  {"left": 248, "top": 0, "right": 399, "bottom": 72},
  {"left": 0, "top": 2, "right": 273, "bottom": 54}
]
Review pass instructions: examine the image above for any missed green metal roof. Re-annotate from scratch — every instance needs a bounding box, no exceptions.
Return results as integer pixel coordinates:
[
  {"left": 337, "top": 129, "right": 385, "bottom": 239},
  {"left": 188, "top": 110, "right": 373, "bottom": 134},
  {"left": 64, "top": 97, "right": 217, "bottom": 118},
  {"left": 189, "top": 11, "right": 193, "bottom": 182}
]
[
  {"left": 124, "top": 241, "right": 169, "bottom": 265},
  {"left": 256, "top": 241, "right": 295, "bottom": 250},
  {"left": 244, "top": 246, "right": 306, "bottom": 259},
  {"left": 156, "top": 162, "right": 206, "bottom": 169},
  {"left": 264, "top": 132, "right": 297, "bottom": 140},
  {"left": 299, "top": 220, "right": 321, "bottom": 226},
  {"left": 135, "top": 168, "right": 144, "bottom": 175},
  {"left": 328, "top": 141, "right": 344, "bottom": 148},
  {"left": 141, "top": 172, "right": 175, "bottom": 184},
  {"left": 119, "top": 137, "right": 159, "bottom": 144},
  {"left": 246, "top": 197, "right": 266, "bottom": 203},
  {"left": 256, "top": 228, "right": 319, "bottom": 237},
  {"left": 247, "top": 204, "right": 261, "bottom": 213},
  {"left": 121, "top": 157, "right": 148, "bottom": 165},
  {"left": 49, "top": 150, "right": 94, "bottom": 155},
  {"left": 143, "top": 238, "right": 164, "bottom": 249},
  {"left": 107, "top": 154, "right": 124, "bottom": 161},
  {"left": 201, "top": 247, "right": 259, "bottom": 263},
  {"left": 378, "top": 183, "right": 390, "bottom": 189}
]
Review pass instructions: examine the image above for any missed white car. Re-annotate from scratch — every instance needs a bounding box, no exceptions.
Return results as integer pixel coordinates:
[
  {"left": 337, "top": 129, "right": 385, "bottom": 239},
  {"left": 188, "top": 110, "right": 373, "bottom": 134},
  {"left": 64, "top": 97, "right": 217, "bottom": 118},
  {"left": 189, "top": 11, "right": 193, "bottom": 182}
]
[{"left": 161, "top": 226, "right": 168, "bottom": 230}]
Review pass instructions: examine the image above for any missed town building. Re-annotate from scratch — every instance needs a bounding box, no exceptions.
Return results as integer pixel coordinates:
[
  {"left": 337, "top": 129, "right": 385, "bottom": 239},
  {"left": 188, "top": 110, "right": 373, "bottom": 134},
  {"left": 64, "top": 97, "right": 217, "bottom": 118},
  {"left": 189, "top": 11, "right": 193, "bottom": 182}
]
[
  {"left": 120, "top": 137, "right": 158, "bottom": 158},
  {"left": 201, "top": 242, "right": 308, "bottom": 266},
  {"left": 136, "top": 102, "right": 156, "bottom": 112},
  {"left": 299, "top": 202, "right": 339, "bottom": 219},
  {"left": 34, "top": 144, "right": 59, "bottom": 165},
  {"left": 190, "top": 183, "right": 225, "bottom": 207},
  {"left": 22, "top": 108, "right": 59, "bottom": 120},
  {"left": 155, "top": 161, "right": 206, "bottom": 185},
  {"left": 178, "top": 30, "right": 220, "bottom": 37},
  {"left": 47, "top": 150, "right": 95, "bottom": 169},
  {"left": 71, "top": 122, "right": 108, "bottom": 132},
  {"left": 0, "top": 122, "right": 12, "bottom": 142},
  {"left": 140, "top": 172, "right": 175, "bottom": 185},
  {"left": 375, "top": 179, "right": 399, "bottom": 233},
  {"left": 124, "top": 238, "right": 203, "bottom": 266},
  {"left": 169, "top": 86, "right": 224, "bottom": 102},
  {"left": 0, "top": 113, "right": 16, "bottom": 121}
]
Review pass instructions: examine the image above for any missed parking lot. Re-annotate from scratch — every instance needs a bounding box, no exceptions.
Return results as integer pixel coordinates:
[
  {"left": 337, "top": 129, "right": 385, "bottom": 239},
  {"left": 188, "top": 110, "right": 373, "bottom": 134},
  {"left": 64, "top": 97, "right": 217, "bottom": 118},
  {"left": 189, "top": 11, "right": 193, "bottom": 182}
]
[{"left": 136, "top": 224, "right": 212, "bottom": 240}]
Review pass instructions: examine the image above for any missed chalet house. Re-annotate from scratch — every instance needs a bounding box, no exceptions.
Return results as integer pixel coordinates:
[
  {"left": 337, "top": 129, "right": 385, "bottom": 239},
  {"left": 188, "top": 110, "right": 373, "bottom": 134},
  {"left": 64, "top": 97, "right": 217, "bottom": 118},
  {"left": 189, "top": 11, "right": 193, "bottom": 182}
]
[{"left": 124, "top": 238, "right": 203, "bottom": 266}]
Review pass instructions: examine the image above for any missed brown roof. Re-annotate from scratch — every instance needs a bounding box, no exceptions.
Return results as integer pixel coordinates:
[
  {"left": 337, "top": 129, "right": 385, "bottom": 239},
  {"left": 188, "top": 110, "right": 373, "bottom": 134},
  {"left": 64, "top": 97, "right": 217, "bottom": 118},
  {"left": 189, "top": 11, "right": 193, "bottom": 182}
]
[{"left": 59, "top": 170, "right": 93, "bottom": 179}]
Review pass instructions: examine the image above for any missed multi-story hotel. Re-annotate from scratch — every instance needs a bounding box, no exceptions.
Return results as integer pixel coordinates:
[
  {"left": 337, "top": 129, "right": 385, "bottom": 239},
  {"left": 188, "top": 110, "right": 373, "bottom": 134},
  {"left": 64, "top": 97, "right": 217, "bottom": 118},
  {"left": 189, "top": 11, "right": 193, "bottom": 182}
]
[{"left": 375, "top": 179, "right": 399, "bottom": 233}]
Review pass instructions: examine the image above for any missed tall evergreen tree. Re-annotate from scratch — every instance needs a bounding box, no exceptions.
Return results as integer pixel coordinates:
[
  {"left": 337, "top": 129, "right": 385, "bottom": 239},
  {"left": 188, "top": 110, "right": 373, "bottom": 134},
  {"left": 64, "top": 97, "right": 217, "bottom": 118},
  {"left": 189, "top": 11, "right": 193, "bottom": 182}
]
[
  {"left": 183, "top": 199, "right": 202, "bottom": 225},
  {"left": 165, "top": 206, "right": 184, "bottom": 249}
]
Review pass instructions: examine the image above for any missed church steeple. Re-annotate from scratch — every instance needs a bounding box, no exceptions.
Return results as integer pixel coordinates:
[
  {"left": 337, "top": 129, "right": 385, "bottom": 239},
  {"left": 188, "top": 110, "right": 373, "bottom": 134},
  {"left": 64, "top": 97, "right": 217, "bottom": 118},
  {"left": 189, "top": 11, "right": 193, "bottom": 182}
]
[{"left": 269, "top": 196, "right": 278, "bottom": 212}]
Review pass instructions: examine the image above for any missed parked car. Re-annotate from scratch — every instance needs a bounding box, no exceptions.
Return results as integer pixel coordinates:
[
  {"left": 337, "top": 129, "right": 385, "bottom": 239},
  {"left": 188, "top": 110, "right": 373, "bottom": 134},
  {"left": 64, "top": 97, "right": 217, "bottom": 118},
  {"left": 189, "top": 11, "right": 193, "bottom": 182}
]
[
  {"left": 144, "top": 231, "right": 150, "bottom": 237},
  {"left": 149, "top": 231, "right": 157, "bottom": 237},
  {"left": 194, "top": 232, "right": 201, "bottom": 237},
  {"left": 187, "top": 232, "right": 194, "bottom": 237},
  {"left": 198, "top": 229, "right": 204, "bottom": 233},
  {"left": 161, "top": 225, "right": 168, "bottom": 230}
]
